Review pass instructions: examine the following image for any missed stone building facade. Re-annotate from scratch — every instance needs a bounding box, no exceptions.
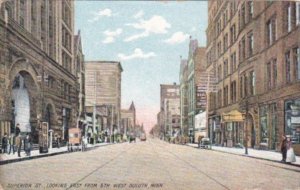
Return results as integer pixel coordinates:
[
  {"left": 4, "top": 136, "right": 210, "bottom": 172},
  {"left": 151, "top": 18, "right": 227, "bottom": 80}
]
[
  {"left": 74, "top": 30, "right": 85, "bottom": 127},
  {"left": 179, "top": 58, "right": 188, "bottom": 137},
  {"left": 0, "top": 0, "right": 79, "bottom": 142},
  {"left": 206, "top": 1, "right": 300, "bottom": 154},
  {"left": 85, "top": 61, "right": 122, "bottom": 136},
  {"left": 159, "top": 84, "right": 180, "bottom": 139}
]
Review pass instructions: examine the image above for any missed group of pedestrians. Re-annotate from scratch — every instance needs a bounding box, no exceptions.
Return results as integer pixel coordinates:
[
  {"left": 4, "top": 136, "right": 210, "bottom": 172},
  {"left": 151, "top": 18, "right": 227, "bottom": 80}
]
[
  {"left": 281, "top": 135, "right": 296, "bottom": 163},
  {"left": 1, "top": 124, "right": 32, "bottom": 157}
]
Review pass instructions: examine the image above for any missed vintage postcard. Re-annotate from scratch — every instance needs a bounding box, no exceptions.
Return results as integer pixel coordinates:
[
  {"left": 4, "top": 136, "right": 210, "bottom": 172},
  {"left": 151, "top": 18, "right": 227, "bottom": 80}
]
[{"left": 0, "top": 0, "right": 300, "bottom": 190}]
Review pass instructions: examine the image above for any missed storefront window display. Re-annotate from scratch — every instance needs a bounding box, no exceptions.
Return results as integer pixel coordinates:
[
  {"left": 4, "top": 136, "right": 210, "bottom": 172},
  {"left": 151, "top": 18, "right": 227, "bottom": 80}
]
[
  {"left": 270, "top": 104, "right": 278, "bottom": 149},
  {"left": 285, "top": 99, "right": 300, "bottom": 144},
  {"left": 260, "top": 106, "right": 268, "bottom": 144}
]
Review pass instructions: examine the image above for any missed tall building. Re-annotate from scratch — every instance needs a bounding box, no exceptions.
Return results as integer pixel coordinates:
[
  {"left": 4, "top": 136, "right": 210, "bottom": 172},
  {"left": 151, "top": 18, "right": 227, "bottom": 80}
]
[
  {"left": 159, "top": 83, "right": 180, "bottom": 139},
  {"left": 179, "top": 58, "right": 188, "bottom": 137},
  {"left": 186, "top": 37, "right": 207, "bottom": 142},
  {"left": 121, "top": 101, "right": 136, "bottom": 136},
  {"left": 0, "top": 0, "right": 79, "bottom": 142},
  {"left": 85, "top": 61, "right": 123, "bottom": 136},
  {"left": 74, "top": 30, "right": 85, "bottom": 128},
  {"left": 206, "top": 1, "right": 300, "bottom": 154}
]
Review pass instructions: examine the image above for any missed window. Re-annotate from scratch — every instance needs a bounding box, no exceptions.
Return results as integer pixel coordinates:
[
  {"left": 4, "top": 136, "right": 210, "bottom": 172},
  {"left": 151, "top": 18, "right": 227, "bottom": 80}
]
[
  {"left": 223, "top": 86, "right": 228, "bottom": 106},
  {"left": 260, "top": 106, "right": 269, "bottom": 144},
  {"left": 285, "top": 99, "right": 300, "bottom": 145},
  {"left": 240, "top": 77, "right": 243, "bottom": 98},
  {"left": 230, "top": 81, "right": 237, "bottom": 103},
  {"left": 224, "top": 60, "right": 228, "bottom": 77},
  {"left": 294, "top": 47, "right": 300, "bottom": 80},
  {"left": 287, "top": 3, "right": 292, "bottom": 32},
  {"left": 240, "top": 37, "right": 246, "bottom": 61},
  {"left": 249, "top": 71, "right": 255, "bottom": 95},
  {"left": 19, "top": 0, "right": 26, "bottom": 27},
  {"left": 231, "top": 52, "right": 236, "bottom": 72},
  {"left": 240, "top": 3, "right": 245, "bottom": 30},
  {"left": 244, "top": 75, "right": 247, "bottom": 97},
  {"left": 267, "top": 17, "right": 276, "bottom": 46},
  {"left": 230, "top": 24, "right": 236, "bottom": 44},
  {"left": 285, "top": 51, "right": 291, "bottom": 83},
  {"left": 273, "top": 59, "right": 277, "bottom": 87},
  {"left": 248, "top": 1, "right": 253, "bottom": 20},
  {"left": 248, "top": 32, "right": 254, "bottom": 57},
  {"left": 218, "top": 65, "right": 222, "bottom": 82},
  {"left": 267, "top": 62, "right": 272, "bottom": 90},
  {"left": 297, "top": 2, "right": 300, "bottom": 25}
]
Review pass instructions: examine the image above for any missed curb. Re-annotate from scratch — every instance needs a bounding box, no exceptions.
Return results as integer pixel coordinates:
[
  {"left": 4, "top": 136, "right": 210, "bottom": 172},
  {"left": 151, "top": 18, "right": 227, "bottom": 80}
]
[
  {"left": 0, "top": 143, "right": 114, "bottom": 165},
  {"left": 185, "top": 144, "right": 300, "bottom": 168}
]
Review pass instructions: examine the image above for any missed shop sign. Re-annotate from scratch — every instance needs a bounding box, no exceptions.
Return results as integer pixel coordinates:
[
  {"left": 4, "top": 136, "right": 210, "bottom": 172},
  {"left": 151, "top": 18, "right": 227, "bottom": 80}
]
[{"left": 291, "top": 117, "right": 300, "bottom": 124}]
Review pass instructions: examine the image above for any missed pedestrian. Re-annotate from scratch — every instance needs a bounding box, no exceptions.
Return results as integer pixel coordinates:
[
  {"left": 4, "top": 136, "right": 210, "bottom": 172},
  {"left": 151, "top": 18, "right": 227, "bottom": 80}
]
[
  {"left": 24, "top": 133, "right": 32, "bottom": 156},
  {"left": 286, "top": 136, "right": 296, "bottom": 163},
  {"left": 1, "top": 133, "right": 8, "bottom": 154},
  {"left": 6, "top": 134, "right": 11, "bottom": 155},
  {"left": 280, "top": 135, "right": 288, "bottom": 162},
  {"left": 15, "top": 133, "right": 22, "bottom": 157},
  {"left": 15, "top": 123, "right": 21, "bottom": 136},
  {"left": 8, "top": 133, "right": 16, "bottom": 154}
]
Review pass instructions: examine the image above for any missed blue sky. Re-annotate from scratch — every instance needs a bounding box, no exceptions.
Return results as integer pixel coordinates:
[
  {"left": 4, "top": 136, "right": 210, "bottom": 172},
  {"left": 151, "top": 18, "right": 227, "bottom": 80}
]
[{"left": 75, "top": 1, "right": 208, "bottom": 132}]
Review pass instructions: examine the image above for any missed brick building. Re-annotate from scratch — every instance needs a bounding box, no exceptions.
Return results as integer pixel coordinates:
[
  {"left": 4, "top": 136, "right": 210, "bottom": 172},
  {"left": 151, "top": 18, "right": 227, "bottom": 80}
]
[
  {"left": 206, "top": 1, "right": 300, "bottom": 154},
  {"left": 0, "top": 0, "right": 80, "bottom": 142},
  {"left": 85, "top": 61, "right": 123, "bottom": 137}
]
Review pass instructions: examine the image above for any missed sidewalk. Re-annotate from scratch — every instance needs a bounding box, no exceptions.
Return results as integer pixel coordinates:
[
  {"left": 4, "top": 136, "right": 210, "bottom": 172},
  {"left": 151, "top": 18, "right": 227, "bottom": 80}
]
[
  {"left": 187, "top": 143, "right": 300, "bottom": 167},
  {"left": 0, "top": 142, "right": 111, "bottom": 165}
]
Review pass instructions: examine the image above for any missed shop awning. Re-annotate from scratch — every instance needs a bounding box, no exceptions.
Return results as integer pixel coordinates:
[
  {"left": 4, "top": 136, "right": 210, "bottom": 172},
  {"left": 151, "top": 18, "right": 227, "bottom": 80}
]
[{"left": 222, "top": 110, "right": 244, "bottom": 122}]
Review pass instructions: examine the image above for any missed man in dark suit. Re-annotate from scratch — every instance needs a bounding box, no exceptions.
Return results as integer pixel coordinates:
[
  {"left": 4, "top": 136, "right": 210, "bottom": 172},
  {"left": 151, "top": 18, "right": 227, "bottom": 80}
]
[{"left": 281, "top": 135, "right": 287, "bottom": 162}]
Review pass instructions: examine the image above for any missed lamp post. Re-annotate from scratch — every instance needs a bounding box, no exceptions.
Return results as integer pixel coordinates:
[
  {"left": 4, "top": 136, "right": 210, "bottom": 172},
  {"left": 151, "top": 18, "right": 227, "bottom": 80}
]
[{"left": 242, "top": 99, "right": 249, "bottom": 155}]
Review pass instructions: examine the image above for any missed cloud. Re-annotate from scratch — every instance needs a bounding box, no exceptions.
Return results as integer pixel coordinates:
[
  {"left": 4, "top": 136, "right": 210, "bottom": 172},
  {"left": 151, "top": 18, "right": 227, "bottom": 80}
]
[
  {"left": 88, "top": 8, "right": 115, "bottom": 23},
  {"left": 118, "top": 48, "right": 156, "bottom": 61},
  {"left": 164, "top": 31, "right": 189, "bottom": 44},
  {"left": 102, "top": 28, "right": 123, "bottom": 44},
  {"left": 124, "top": 15, "right": 171, "bottom": 42},
  {"left": 133, "top": 10, "right": 144, "bottom": 19}
]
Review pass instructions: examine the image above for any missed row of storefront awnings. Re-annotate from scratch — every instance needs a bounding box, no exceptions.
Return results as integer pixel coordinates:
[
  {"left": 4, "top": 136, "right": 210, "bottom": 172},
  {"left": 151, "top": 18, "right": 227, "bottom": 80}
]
[{"left": 221, "top": 110, "right": 244, "bottom": 123}]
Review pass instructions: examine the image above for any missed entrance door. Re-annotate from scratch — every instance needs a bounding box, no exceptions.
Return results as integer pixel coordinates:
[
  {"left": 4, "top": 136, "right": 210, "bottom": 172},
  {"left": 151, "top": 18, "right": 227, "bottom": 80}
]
[{"left": 12, "top": 74, "right": 31, "bottom": 133}]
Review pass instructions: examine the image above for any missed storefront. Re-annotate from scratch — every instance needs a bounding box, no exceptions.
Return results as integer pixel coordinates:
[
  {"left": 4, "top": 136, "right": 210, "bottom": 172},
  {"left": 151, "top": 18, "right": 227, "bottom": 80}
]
[
  {"left": 222, "top": 110, "right": 244, "bottom": 147},
  {"left": 259, "top": 103, "right": 278, "bottom": 150},
  {"left": 285, "top": 98, "right": 300, "bottom": 155}
]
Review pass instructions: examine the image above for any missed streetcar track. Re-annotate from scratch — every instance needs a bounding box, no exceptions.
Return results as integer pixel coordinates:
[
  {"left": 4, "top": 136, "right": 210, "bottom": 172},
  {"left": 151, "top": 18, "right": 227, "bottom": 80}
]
[
  {"left": 65, "top": 143, "right": 135, "bottom": 190},
  {"left": 149, "top": 140, "right": 181, "bottom": 190},
  {"left": 150, "top": 140, "right": 231, "bottom": 190}
]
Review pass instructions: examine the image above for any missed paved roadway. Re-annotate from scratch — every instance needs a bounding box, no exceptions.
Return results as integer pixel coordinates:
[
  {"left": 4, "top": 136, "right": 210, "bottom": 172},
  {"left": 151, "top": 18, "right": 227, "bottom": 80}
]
[{"left": 0, "top": 139, "right": 300, "bottom": 190}]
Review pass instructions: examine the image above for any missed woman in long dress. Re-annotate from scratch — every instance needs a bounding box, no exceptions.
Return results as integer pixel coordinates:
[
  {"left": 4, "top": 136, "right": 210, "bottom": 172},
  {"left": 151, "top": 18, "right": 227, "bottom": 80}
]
[{"left": 286, "top": 136, "right": 296, "bottom": 163}]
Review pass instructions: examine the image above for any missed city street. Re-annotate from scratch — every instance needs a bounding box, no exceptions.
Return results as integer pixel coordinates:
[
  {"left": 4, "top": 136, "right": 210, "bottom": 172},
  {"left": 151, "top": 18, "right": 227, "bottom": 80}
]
[{"left": 0, "top": 139, "right": 300, "bottom": 190}]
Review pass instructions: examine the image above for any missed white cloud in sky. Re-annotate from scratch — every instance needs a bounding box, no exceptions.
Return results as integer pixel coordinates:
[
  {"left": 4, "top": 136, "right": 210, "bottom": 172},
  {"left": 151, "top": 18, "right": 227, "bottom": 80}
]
[
  {"left": 164, "top": 31, "right": 189, "bottom": 44},
  {"left": 88, "top": 8, "right": 115, "bottom": 23},
  {"left": 133, "top": 10, "right": 144, "bottom": 19},
  {"left": 102, "top": 28, "right": 123, "bottom": 44},
  {"left": 124, "top": 15, "right": 171, "bottom": 42},
  {"left": 118, "top": 48, "right": 156, "bottom": 61}
]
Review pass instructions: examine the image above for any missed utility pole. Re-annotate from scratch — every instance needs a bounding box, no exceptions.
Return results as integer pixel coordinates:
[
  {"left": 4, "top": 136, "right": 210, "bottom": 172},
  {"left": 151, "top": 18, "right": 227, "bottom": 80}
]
[{"left": 245, "top": 99, "right": 249, "bottom": 155}]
